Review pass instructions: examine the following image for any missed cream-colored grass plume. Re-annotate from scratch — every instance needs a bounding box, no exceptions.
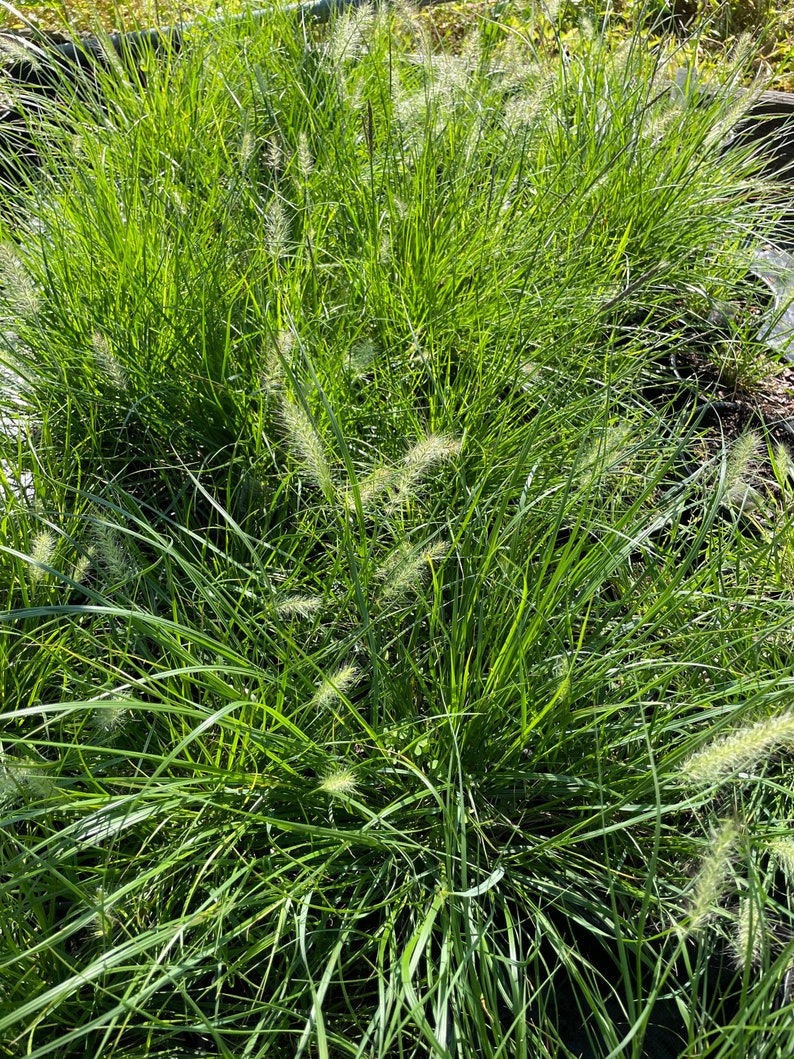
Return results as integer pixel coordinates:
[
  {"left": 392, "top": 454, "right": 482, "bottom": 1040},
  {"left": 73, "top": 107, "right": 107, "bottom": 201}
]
[
  {"left": 773, "top": 442, "right": 793, "bottom": 490},
  {"left": 329, "top": 5, "right": 374, "bottom": 68},
  {"left": 276, "top": 594, "right": 323, "bottom": 620},
  {"left": 0, "top": 756, "right": 55, "bottom": 807},
  {"left": 261, "top": 331, "right": 293, "bottom": 396},
  {"left": 730, "top": 896, "right": 765, "bottom": 971},
  {"left": 424, "top": 52, "right": 469, "bottom": 103},
  {"left": 722, "top": 431, "right": 761, "bottom": 508},
  {"left": 91, "top": 693, "right": 133, "bottom": 740},
  {"left": 702, "top": 38, "right": 763, "bottom": 153},
  {"left": 503, "top": 94, "right": 546, "bottom": 133},
  {"left": 87, "top": 886, "right": 118, "bottom": 942},
  {"left": 93, "top": 521, "right": 132, "bottom": 586},
  {"left": 340, "top": 465, "right": 395, "bottom": 516},
  {"left": 318, "top": 766, "right": 358, "bottom": 799},
  {"left": 92, "top": 705, "right": 128, "bottom": 739},
  {"left": 389, "top": 433, "right": 461, "bottom": 511},
  {"left": 0, "top": 242, "right": 38, "bottom": 317},
  {"left": 265, "top": 198, "right": 290, "bottom": 260},
  {"left": 69, "top": 549, "right": 93, "bottom": 587},
  {"left": 377, "top": 540, "right": 449, "bottom": 601},
  {"left": 313, "top": 664, "right": 360, "bottom": 709},
  {"left": 266, "top": 136, "right": 283, "bottom": 172},
  {"left": 28, "top": 529, "right": 56, "bottom": 584},
  {"left": 681, "top": 712, "right": 794, "bottom": 787},
  {"left": 769, "top": 838, "right": 794, "bottom": 877},
  {"left": 685, "top": 819, "right": 738, "bottom": 935},
  {"left": 392, "top": 79, "right": 427, "bottom": 137},
  {"left": 92, "top": 332, "right": 127, "bottom": 392},
  {"left": 0, "top": 35, "right": 43, "bottom": 70},
  {"left": 346, "top": 338, "right": 376, "bottom": 379},
  {"left": 239, "top": 128, "right": 255, "bottom": 170},
  {"left": 578, "top": 423, "right": 632, "bottom": 487},
  {"left": 296, "top": 132, "right": 313, "bottom": 180},
  {"left": 391, "top": 0, "right": 424, "bottom": 40},
  {"left": 280, "top": 396, "right": 334, "bottom": 498}
]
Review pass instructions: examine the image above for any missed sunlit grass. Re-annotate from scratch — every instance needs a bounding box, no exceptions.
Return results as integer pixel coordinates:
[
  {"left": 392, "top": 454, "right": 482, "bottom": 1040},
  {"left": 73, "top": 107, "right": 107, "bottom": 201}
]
[
  {"left": 6, "top": 0, "right": 794, "bottom": 92},
  {"left": 0, "top": 0, "right": 241, "bottom": 34},
  {"left": 1, "top": 4, "right": 794, "bottom": 1057}
]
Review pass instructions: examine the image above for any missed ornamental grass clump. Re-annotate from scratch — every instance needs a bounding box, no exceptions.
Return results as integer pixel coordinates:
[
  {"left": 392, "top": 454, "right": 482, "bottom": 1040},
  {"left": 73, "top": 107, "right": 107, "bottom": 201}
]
[{"left": 2, "top": 4, "right": 794, "bottom": 1058}]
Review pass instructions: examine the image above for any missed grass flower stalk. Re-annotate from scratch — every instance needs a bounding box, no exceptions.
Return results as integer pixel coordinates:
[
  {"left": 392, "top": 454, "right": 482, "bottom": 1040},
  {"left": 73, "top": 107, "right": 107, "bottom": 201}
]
[{"left": 681, "top": 713, "right": 794, "bottom": 786}]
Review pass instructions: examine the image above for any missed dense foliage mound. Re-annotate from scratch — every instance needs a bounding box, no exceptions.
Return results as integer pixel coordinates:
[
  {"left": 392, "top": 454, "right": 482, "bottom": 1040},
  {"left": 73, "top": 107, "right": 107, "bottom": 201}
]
[{"left": 2, "top": 7, "right": 794, "bottom": 1057}]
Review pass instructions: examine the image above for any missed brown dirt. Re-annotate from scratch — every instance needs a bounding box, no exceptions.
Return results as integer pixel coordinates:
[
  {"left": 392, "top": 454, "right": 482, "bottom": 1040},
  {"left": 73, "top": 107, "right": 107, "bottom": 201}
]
[
  {"left": 673, "top": 350, "right": 794, "bottom": 435},
  {"left": 666, "top": 350, "right": 794, "bottom": 508}
]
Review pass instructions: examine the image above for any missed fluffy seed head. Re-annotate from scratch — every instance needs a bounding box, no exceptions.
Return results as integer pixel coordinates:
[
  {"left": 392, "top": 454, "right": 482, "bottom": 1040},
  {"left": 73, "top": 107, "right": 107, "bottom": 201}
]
[
  {"left": 329, "top": 7, "right": 374, "bottom": 68},
  {"left": 276, "top": 330, "right": 295, "bottom": 360},
  {"left": 403, "top": 433, "right": 461, "bottom": 473},
  {"left": 553, "top": 657, "right": 572, "bottom": 706},
  {"left": 503, "top": 94, "right": 545, "bottom": 132},
  {"left": 318, "top": 766, "right": 358, "bottom": 798},
  {"left": 93, "top": 521, "right": 131, "bottom": 586},
  {"left": 0, "top": 243, "right": 38, "bottom": 317},
  {"left": 730, "top": 897, "right": 764, "bottom": 971},
  {"left": 703, "top": 89, "right": 757, "bottom": 152},
  {"left": 346, "top": 338, "right": 376, "bottom": 378},
  {"left": 578, "top": 423, "right": 632, "bottom": 485},
  {"left": 681, "top": 712, "right": 794, "bottom": 787},
  {"left": 770, "top": 839, "right": 794, "bottom": 877},
  {"left": 280, "top": 397, "right": 334, "bottom": 497},
  {"left": 240, "top": 129, "right": 255, "bottom": 169},
  {"left": 0, "top": 35, "right": 43, "bottom": 70},
  {"left": 266, "top": 198, "right": 290, "bottom": 259},
  {"left": 377, "top": 540, "right": 449, "bottom": 600},
  {"left": 686, "top": 819, "right": 738, "bottom": 935},
  {"left": 521, "top": 361, "right": 543, "bottom": 385},
  {"left": 87, "top": 886, "right": 117, "bottom": 942},
  {"left": 419, "top": 46, "right": 469, "bottom": 112},
  {"left": 276, "top": 594, "right": 323, "bottom": 620},
  {"left": 92, "top": 696, "right": 131, "bottom": 739},
  {"left": 313, "top": 665, "right": 360, "bottom": 709},
  {"left": 724, "top": 431, "right": 761, "bottom": 496},
  {"left": 296, "top": 132, "right": 313, "bottom": 179},
  {"left": 0, "top": 757, "right": 55, "bottom": 807},
  {"left": 340, "top": 465, "right": 395, "bottom": 515},
  {"left": 93, "top": 332, "right": 127, "bottom": 391},
  {"left": 393, "top": 84, "right": 428, "bottom": 134},
  {"left": 389, "top": 434, "right": 461, "bottom": 510},
  {"left": 774, "top": 443, "right": 792, "bottom": 488},
  {"left": 69, "top": 552, "right": 92, "bottom": 586},
  {"left": 28, "top": 529, "right": 56, "bottom": 583},
  {"left": 261, "top": 331, "right": 294, "bottom": 395},
  {"left": 391, "top": 0, "right": 424, "bottom": 38},
  {"left": 378, "top": 231, "right": 391, "bottom": 267},
  {"left": 266, "top": 136, "right": 283, "bottom": 171}
]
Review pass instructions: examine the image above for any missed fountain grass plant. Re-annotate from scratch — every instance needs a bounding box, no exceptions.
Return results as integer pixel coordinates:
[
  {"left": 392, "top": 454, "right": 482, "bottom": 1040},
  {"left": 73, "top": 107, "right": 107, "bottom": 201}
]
[{"left": 2, "top": 4, "right": 794, "bottom": 1056}]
